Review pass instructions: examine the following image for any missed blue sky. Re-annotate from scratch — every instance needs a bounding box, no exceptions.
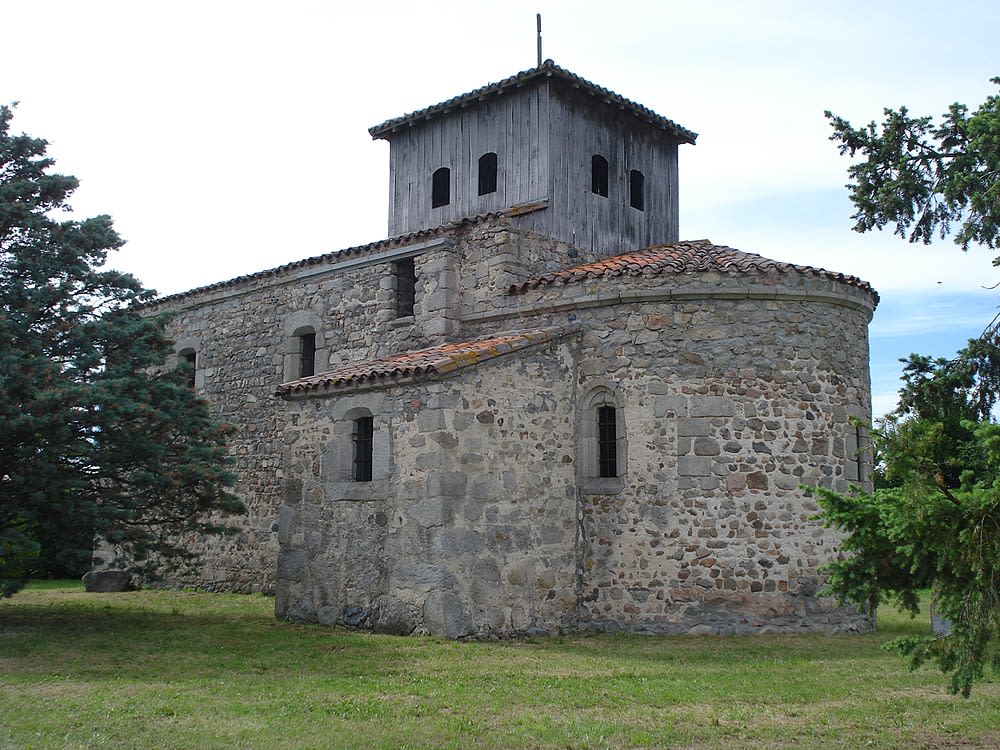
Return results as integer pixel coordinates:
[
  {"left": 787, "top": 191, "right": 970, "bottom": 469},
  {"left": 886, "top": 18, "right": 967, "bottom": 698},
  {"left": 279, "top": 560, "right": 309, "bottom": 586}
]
[{"left": 2, "top": 0, "right": 998, "bottom": 419}]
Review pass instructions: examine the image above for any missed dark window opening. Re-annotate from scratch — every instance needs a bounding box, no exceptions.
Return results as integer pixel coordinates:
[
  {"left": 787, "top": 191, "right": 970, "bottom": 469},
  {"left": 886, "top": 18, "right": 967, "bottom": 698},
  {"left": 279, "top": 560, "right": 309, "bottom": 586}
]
[
  {"left": 353, "top": 416, "right": 374, "bottom": 482},
  {"left": 432, "top": 167, "right": 450, "bottom": 208},
  {"left": 394, "top": 257, "right": 417, "bottom": 318},
  {"left": 478, "top": 152, "right": 498, "bottom": 195},
  {"left": 847, "top": 423, "right": 866, "bottom": 482},
  {"left": 591, "top": 155, "right": 609, "bottom": 197},
  {"left": 629, "top": 170, "right": 645, "bottom": 211},
  {"left": 597, "top": 405, "right": 618, "bottom": 478},
  {"left": 180, "top": 351, "right": 196, "bottom": 389},
  {"left": 298, "top": 332, "right": 316, "bottom": 378}
]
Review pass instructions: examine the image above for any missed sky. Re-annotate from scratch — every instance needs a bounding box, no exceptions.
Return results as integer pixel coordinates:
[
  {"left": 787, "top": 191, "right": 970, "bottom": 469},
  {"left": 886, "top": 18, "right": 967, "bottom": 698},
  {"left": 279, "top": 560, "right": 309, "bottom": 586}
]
[{"left": 3, "top": 0, "right": 999, "bottom": 419}]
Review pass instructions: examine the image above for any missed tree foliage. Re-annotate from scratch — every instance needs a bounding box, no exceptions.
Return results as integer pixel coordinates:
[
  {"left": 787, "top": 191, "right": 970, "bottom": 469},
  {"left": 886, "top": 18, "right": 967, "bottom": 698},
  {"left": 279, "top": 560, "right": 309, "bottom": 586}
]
[
  {"left": 825, "top": 77, "right": 1000, "bottom": 252},
  {"left": 0, "top": 104, "right": 244, "bottom": 596},
  {"left": 814, "top": 333, "right": 1000, "bottom": 696}
]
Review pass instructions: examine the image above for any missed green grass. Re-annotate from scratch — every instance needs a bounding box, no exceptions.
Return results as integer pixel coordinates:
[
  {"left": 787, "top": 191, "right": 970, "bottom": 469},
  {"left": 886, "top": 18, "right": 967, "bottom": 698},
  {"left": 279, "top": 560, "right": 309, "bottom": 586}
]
[{"left": 1, "top": 583, "right": 997, "bottom": 749}]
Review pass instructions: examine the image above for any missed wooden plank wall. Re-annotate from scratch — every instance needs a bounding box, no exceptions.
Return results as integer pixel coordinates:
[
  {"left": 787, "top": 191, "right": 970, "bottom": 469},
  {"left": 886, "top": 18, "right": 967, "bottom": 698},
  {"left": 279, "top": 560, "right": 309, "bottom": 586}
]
[
  {"left": 519, "top": 84, "right": 680, "bottom": 255},
  {"left": 387, "top": 86, "right": 550, "bottom": 237},
  {"left": 385, "top": 79, "right": 682, "bottom": 257}
]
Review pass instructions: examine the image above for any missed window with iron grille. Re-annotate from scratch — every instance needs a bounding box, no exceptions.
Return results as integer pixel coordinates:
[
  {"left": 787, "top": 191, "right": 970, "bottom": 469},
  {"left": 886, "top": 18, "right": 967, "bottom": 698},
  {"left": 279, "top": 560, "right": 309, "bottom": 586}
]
[
  {"left": 597, "top": 405, "right": 618, "bottom": 478},
  {"left": 353, "top": 416, "right": 374, "bottom": 482},
  {"left": 298, "top": 332, "right": 316, "bottom": 378},
  {"left": 394, "top": 257, "right": 416, "bottom": 318}
]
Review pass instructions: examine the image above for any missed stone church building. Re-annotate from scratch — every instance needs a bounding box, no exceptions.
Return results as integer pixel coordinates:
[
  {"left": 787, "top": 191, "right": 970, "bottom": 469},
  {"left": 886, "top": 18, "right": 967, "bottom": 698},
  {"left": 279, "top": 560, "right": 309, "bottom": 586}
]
[{"left": 149, "top": 61, "right": 878, "bottom": 637}]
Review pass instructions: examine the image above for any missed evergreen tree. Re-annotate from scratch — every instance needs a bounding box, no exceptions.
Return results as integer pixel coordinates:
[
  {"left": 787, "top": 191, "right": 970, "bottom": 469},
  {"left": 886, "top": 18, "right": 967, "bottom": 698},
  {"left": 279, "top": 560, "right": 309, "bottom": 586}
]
[
  {"left": 826, "top": 77, "right": 1000, "bottom": 253},
  {"left": 819, "top": 79, "right": 1000, "bottom": 696},
  {"left": 0, "top": 104, "right": 244, "bottom": 596}
]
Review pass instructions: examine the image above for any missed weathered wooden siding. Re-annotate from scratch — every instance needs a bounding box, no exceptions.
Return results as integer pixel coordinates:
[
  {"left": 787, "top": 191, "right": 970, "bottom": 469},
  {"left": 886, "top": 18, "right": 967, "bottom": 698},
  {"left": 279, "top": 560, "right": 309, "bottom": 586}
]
[
  {"left": 386, "top": 86, "right": 550, "bottom": 236},
  {"left": 514, "top": 82, "right": 680, "bottom": 254},
  {"left": 386, "top": 79, "right": 682, "bottom": 256}
]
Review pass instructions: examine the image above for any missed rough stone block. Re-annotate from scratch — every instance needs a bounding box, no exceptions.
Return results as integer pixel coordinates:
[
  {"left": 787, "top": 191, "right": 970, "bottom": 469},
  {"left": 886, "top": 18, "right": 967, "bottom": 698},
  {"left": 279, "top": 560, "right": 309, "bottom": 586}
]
[
  {"left": 677, "top": 418, "right": 710, "bottom": 437},
  {"left": 82, "top": 569, "right": 134, "bottom": 593},
  {"left": 371, "top": 595, "right": 416, "bottom": 635},
  {"left": 678, "top": 456, "right": 712, "bottom": 477},
  {"left": 423, "top": 591, "right": 475, "bottom": 639},
  {"left": 654, "top": 395, "right": 688, "bottom": 417},
  {"left": 693, "top": 437, "right": 721, "bottom": 456},
  {"left": 689, "top": 396, "right": 735, "bottom": 418}
]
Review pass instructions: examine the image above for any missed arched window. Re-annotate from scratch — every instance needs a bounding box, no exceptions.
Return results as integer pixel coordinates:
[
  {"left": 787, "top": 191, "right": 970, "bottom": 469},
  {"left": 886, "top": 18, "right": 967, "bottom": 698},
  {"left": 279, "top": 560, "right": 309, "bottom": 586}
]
[
  {"left": 353, "top": 416, "right": 374, "bottom": 482},
  {"left": 432, "top": 167, "right": 450, "bottom": 208},
  {"left": 478, "top": 152, "right": 498, "bottom": 196},
  {"left": 298, "top": 330, "right": 316, "bottom": 378},
  {"left": 629, "top": 169, "right": 644, "bottom": 211},
  {"left": 578, "top": 386, "right": 627, "bottom": 491},
  {"left": 591, "top": 155, "right": 609, "bottom": 197},
  {"left": 178, "top": 349, "right": 197, "bottom": 389}
]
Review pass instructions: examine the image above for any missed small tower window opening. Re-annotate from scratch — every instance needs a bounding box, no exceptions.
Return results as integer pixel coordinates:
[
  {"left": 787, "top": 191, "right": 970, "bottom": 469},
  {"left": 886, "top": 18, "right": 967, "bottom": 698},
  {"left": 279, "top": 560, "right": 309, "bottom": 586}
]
[
  {"left": 298, "top": 331, "right": 316, "bottom": 378},
  {"left": 394, "top": 257, "right": 417, "bottom": 318},
  {"left": 478, "top": 152, "right": 498, "bottom": 196},
  {"left": 353, "top": 416, "right": 374, "bottom": 482},
  {"left": 432, "top": 167, "right": 451, "bottom": 208},
  {"left": 597, "top": 405, "right": 618, "bottom": 478},
  {"left": 591, "top": 155, "right": 609, "bottom": 197},
  {"left": 846, "top": 423, "right": 867, "bottom": 483},
  {"left": 179, "top": 349, "right": 197, "bottom": 389},
  {"left": 629, "top": 170, "right": 645, "bottom": 211}
]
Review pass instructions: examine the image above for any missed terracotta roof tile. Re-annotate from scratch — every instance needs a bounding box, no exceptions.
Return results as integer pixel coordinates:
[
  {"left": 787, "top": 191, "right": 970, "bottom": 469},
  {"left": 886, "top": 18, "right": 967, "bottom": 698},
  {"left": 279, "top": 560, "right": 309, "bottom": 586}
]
[
  {"left": 369, "top": 60, "right": 697, "bottom": 145},
  {"left": 507, "top": 240, "right": 878, "bottom": 301},
  {"left": 276, "top": 326, "right": 576, "bottom": 397}
]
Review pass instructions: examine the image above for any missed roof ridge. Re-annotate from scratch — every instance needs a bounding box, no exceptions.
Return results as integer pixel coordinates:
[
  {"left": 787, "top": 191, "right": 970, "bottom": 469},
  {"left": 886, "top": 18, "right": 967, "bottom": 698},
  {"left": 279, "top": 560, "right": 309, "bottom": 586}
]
[
  {"left": 276, "top": 325, "right": 579, "bottom": 397},
  {"left": 506, "top": 240, "right": 878, "bottom": 298},
  {"left": 369, "top": 60, "right": 697, "bottom": 144}
]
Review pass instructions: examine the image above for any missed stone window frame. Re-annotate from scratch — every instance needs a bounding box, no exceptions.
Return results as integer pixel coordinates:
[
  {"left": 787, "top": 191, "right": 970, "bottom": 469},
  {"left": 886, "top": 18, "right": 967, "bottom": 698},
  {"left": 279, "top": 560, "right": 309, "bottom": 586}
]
[
  {"left": 174, "top": 336, "right": 203, "bottom": 390},
  {"left": 282, "top": 311, "right": 327, "bottom": 383},
  {"left": 324, "top": 401, "right": 392, "bottom": 501},
  {"left": 844, "top": 420, "right": 870, "bottom": 485},
  {"left": 578, "top": 383, "right": 627, "bottom": 494}
]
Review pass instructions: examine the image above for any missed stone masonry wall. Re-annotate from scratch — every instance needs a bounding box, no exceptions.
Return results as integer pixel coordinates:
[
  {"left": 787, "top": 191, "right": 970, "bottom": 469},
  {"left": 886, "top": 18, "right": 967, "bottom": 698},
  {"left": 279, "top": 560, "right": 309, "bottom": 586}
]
[
  {"left": 498, "top": 271, "right": 874, "bottom": 634},
  {"left": 146, "top": 229, "right": 481, "bottom": 591},
  {"left": 276, "top": 337, "right": 580, "bottom": 637}
]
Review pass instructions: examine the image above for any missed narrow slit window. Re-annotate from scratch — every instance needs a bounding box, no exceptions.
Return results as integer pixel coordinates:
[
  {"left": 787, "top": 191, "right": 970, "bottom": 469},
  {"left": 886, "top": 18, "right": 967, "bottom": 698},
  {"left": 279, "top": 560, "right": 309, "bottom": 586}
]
[
  {"left": 478, "top": 152, "right": 498, "bottom": 196},
  {"left": 394, "top": 257, "right": 416, "bottom": 318},
  {"left": 298, "top": 332, "right": 316, "bottom": 378},
  {"left": 597, "top": 405, "right": 618, "bottom": 478},
  {"left": 353, "top": 416, "right": 374, "bottom": 482},
  {"left": 432, "top": 167, "right": 450, "bottom": 208},
  {"left": 629, "top": 170, "right": 645, "bottom": 211},
  {"left": 591, "top": 155, "right": 609, "bottom": 197},
  {"left": 180, "top": 350, "right": 196, "bottom": 389}
]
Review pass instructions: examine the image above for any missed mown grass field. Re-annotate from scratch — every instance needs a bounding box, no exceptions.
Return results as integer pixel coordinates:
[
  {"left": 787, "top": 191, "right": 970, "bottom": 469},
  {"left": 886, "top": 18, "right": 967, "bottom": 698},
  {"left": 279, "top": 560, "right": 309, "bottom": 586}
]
[{"left": 0, "top": 581, "right": 997, "bottom": 749}]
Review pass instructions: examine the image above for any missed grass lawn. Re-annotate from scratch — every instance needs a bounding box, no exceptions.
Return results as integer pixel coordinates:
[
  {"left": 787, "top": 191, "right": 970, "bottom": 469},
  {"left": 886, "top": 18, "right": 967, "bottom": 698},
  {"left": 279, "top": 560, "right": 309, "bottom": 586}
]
[{"left": 1, "top": 582, "right": 997, "bottom": 749}]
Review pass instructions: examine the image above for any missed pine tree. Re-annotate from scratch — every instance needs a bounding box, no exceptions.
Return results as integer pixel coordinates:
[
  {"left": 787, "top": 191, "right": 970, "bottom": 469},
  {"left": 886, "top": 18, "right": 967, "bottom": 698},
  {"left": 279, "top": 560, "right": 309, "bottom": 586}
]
[{"left": 0, "top": 104, "right": 244, "bottom": 596}]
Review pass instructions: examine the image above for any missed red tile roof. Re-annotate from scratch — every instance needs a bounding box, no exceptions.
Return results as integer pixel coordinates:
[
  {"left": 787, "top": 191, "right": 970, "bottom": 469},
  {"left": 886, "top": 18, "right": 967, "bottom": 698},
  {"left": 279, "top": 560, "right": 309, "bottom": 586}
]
[
  {"left": 369, "top": 60, "right": 697, "bottom": 145},
  {"left": 276, "top": 326, "right": 576, "bottom": 397},
  {"left": 507, "top": 240, "right": 878, "bottom": 300}
]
